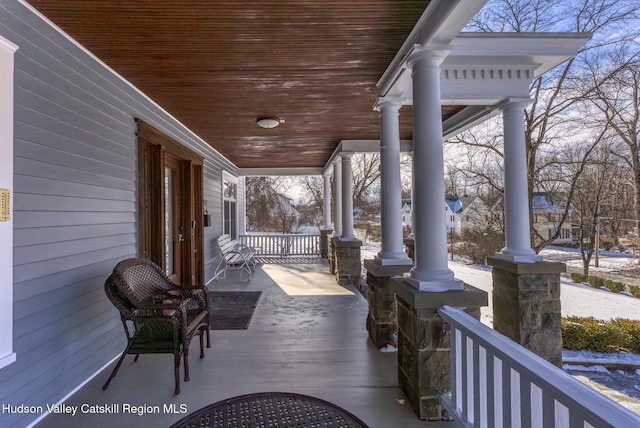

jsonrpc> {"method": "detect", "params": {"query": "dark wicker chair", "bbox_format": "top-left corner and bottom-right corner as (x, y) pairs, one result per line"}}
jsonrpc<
(102, 258), (211, 394)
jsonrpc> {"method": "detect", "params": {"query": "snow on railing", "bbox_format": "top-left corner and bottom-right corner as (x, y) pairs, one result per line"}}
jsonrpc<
(438, 306), (640, 428)
(239, 234), (320, 257)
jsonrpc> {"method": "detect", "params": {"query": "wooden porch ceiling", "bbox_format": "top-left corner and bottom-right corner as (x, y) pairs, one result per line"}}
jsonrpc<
(27, 0), (466, 170)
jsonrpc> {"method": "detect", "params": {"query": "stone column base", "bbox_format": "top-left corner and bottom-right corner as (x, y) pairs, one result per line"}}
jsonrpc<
(389, 278), (488, 421)
(488, 256), (565, 367)
(331, 237), (362, 287)
(320, 228), (333, 259)
(363, 260), (412, 349)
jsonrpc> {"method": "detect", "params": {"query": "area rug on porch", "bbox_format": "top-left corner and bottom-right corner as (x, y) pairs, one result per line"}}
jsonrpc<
(169, 392), (369, 428)
(207, 291), (262, 330)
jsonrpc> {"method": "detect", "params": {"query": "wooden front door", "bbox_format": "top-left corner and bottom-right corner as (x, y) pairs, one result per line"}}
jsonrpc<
(137, 119), (204, 287)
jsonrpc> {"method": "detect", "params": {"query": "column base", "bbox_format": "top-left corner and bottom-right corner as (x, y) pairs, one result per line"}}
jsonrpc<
(374, 255), (413, 266)
(389, 278), (488, 421)
(403, 273), (465, 292)
(488, 256), (565, 367)
(493, 251), (543, 264)
(364, 260), (412, 349)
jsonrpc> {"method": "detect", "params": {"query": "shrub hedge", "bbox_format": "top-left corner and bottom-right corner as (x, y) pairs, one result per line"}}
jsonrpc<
(604, 279), (625, 293)
(568, 273), (638, 297)
(562, 316), (640, 353)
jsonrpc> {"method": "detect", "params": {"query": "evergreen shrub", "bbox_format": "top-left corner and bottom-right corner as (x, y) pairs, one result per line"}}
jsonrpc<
(587, 276), (605, 289)
(562, 316), (640, 353)
(569, 272), (587, 283)
(603, 279), (625, 293)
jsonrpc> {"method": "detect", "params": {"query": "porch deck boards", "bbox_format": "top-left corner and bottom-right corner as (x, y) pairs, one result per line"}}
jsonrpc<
(36, 260), (449, 428)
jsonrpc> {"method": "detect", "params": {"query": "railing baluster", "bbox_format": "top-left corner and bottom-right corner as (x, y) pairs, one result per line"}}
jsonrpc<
(451, 327), (460, 413)
(473, 340), (481, 427)
(486, 348), (496, 428)
(530, 383), (543, 428)
(239, 234), (321, 257)
(439, 306), (637, 428)
(479, 345), (488, 428)
(461, 331), (469, 422)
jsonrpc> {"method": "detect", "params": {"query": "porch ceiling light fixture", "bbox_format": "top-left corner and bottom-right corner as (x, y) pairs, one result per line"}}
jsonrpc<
(256, 117), (284, 129)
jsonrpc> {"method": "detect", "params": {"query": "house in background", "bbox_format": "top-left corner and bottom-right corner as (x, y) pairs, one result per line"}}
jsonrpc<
(403, 196), (493, 235)
(532, 192), (574, 245)
(459, 196), (497, 233)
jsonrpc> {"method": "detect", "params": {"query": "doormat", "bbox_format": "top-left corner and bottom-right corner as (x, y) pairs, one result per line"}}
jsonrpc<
(169, 392), (369, 428)
(207, 291), (262, 330)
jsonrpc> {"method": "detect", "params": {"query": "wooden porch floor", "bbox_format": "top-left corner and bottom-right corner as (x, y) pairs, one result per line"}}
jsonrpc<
(36, 260), (449, 428)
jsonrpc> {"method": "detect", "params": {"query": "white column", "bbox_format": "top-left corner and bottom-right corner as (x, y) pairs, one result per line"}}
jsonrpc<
(322, 169), (332, 229)
(497, 100), (542, 263)
(375, 98), (412, 265)
(333, 158), (342, 237)
(405, 47), (463, 291)
(340, 152), (357, 240)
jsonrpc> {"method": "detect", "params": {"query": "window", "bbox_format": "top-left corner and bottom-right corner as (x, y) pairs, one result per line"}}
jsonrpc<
(223, 172), (238, 238)
(0, 36), (18, 369)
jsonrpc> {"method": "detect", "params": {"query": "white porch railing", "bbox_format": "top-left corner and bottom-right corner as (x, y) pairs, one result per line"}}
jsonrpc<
(439, 306), (640, 428)
(239, 234), (320, 257)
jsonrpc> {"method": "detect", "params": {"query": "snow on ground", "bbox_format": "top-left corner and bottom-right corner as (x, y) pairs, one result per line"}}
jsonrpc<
(360, 240), (640, 363)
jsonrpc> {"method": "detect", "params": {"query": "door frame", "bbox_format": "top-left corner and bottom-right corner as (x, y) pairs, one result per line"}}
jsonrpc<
(136, 119), (204, 287)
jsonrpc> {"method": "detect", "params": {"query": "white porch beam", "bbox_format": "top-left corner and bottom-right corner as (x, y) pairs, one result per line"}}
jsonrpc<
(238, 167), (324, 176)
(395, 32), (592, 102)
(378, 0), (488, 98)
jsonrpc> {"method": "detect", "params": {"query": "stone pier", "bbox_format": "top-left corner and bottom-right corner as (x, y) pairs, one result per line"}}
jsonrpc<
(363, 260), (412, 349)
(389, 279), (488, 420)
(331, 237), (362, 287)
(488, 256), (565, 367)
(320, 228), (333, 259)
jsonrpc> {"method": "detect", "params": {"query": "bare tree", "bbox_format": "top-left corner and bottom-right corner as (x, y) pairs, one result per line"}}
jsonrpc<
(245, 176), (300, 233)
(586, 59), (640, 245)
(449, 0), (639, 252)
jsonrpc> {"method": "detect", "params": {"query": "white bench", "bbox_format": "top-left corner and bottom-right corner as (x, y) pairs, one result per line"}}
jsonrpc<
(213, 234), (256, 280)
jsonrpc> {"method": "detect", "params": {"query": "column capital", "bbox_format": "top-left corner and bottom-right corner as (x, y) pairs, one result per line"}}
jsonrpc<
(373, 97), (405, 112)
(406, 44), (450, 69)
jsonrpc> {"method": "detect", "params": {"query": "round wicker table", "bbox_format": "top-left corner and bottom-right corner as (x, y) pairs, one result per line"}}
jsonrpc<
(169, 392), (369, 428)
